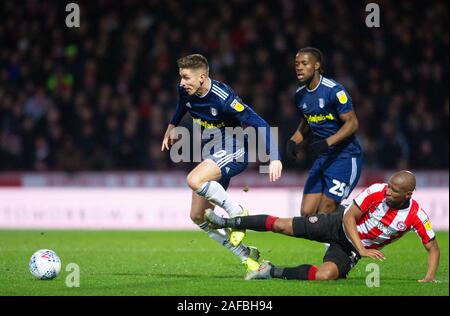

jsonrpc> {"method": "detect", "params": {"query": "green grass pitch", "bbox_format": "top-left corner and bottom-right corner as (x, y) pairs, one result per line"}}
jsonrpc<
(0, 230), (448, 296)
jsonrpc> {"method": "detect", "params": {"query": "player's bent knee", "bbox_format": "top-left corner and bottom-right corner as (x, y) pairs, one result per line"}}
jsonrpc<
(186, 172), (203, 191)
(315, 267), (339, 280)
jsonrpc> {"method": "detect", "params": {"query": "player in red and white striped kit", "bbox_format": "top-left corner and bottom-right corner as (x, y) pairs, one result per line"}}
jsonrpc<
(204, 170), (441, 281)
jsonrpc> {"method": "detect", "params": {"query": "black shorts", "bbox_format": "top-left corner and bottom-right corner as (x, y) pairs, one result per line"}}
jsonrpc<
(292, 205), (360, 278)
(323, 243), (360, 278)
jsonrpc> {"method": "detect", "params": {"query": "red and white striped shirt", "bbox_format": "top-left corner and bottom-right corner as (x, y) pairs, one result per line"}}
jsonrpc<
(345, 183), (435, 249)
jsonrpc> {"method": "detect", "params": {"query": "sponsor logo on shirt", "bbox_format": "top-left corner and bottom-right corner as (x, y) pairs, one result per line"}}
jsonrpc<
(304, 113), (335, 123)
(193, 118), (225, 129)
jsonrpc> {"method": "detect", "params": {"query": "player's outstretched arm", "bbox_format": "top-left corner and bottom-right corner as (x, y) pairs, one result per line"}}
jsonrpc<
(161, 124), (176, 151)
(164, 88), (187, 151)
(232, 104), (282, 180)
(343, 203), (386, 261)
(418, 239), (440, 283)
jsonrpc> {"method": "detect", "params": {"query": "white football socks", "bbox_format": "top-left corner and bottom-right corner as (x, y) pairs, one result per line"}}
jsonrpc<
(195, 181), (243, 217)
(198, 222), (248, 260)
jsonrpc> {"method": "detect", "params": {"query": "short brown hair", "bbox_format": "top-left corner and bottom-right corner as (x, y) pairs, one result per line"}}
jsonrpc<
(177, 54), (209, 72)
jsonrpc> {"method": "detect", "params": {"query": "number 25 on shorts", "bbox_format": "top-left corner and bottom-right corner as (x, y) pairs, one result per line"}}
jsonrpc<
(329, 179), (346, 197)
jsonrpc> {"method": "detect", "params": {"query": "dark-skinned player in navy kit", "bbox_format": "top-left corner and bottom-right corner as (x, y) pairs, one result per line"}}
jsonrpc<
(286, 47), (363, 216)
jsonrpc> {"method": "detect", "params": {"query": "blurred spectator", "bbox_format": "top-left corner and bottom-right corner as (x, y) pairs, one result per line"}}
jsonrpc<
(0, 0), (448, 171)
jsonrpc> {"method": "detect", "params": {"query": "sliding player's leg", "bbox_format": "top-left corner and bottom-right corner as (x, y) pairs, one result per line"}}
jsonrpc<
(246, 244), (360, 281)
(244, 260), (336, 281)
(204, 207), (344, 243)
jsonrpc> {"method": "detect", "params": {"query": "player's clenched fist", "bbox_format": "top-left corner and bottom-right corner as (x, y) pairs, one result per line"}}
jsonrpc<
(285, 140), (298, 162)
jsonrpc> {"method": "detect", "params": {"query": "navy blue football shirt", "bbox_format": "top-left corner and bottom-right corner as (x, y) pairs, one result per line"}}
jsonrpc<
(170, 79), (279, 160)
(294, 75), (361, 157)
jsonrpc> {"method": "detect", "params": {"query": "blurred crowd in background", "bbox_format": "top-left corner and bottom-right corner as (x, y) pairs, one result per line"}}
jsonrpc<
(0, 0), (448, 172)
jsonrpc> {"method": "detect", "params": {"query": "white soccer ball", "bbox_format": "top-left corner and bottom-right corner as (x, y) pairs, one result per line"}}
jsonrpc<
(29, 249), (61, 280)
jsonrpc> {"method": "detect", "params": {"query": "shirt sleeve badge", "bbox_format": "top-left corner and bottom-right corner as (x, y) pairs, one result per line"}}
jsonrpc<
(336, 90), (348, 104)
(230, 99), (245, 112)
(423, 219), (433, 231)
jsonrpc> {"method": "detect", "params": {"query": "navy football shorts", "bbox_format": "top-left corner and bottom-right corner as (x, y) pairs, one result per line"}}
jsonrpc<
(304, 154), (363, 202)
(205, 147), (248, 190)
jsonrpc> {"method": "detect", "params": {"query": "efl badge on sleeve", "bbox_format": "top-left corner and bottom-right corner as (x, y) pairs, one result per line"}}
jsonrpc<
(336, 90), (348, 104)
(230, 99), (245, 112)
(424, 219), (433, 231)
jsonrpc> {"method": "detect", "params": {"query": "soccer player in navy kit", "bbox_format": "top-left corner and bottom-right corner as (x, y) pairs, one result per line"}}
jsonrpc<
(286, 47), (363, 216)
(161, 54), (282, 271)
